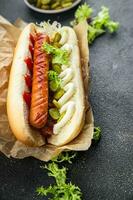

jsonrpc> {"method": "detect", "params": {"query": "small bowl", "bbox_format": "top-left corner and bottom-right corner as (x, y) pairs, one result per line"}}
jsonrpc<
(24, 0), (81, 14)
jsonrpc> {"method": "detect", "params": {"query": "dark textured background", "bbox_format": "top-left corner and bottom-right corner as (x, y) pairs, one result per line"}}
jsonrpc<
(0, 0), (133, 199)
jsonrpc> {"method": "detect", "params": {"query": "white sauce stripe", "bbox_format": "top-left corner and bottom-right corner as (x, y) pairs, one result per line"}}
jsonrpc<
(61, 64), (68, 70)
(53, 30), (77, 135)
(58, 83), (75, 106)
(61, 43), (73, 54)
(61, 44), (73, 70)
(59, 29), (68, 45)
(59, 68), (73, 87)
(53, 101), (75, 134)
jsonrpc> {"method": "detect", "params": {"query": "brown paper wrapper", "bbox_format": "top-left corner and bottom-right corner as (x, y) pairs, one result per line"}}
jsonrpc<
(0, 16), (94, 161)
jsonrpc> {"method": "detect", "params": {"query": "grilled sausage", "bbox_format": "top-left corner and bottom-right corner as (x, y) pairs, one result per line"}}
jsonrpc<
(30, 33), (49, 128)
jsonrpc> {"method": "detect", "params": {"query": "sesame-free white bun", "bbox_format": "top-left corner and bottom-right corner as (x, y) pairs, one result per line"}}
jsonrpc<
(7, 23), (45, 146)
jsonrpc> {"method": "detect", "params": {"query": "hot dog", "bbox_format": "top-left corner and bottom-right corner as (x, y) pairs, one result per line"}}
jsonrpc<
(7, 23), (85, 147)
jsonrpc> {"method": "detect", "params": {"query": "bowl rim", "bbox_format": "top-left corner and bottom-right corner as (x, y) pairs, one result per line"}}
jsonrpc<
(24, 0), (81, 14)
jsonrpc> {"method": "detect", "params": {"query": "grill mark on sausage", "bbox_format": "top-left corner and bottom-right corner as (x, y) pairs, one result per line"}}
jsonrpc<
(29, 33), (49, 128)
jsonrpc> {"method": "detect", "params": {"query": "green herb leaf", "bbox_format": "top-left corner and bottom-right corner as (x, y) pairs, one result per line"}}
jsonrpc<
(37, 162), (82, 200)
(93, 127), (102, 142)
(92, 6), (110, 29)
(92, 6), (119, 31)
(37, 183), (82, 200)
(52, 152), (77, 164)
(105, 20), (119, 33)
(88, 25), (105, 44)
(71, 3), (119, 44)
(45, 162), (67, 186)
(75, 3), (93, 23)
(88, 6), (119, 44)
(42, 43), (69, 65)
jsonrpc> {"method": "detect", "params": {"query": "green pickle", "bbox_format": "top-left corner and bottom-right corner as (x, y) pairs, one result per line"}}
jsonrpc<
(50, 80), (60, 92)
(53, 32), (62, 43)
(36, 0), (41, 7)
(52, 64), (62, 74)
(30, 0), (75, 10)
(41, 0), (51, 4)
(57, 112), (66, 122)
(53, 99), (60, 109)
(55, 6), (62, 10)
(63, 0), (73, 2)
(52, 42), (62, 48)
(54, 89), (65, 100)
(41, 5), (50, 9)
(49, 108), (60, 120)
(62, 2), (73, 8)
(51, 2), (60, 9)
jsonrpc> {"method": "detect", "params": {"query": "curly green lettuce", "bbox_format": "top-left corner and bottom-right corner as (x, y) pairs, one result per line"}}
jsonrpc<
(52, 152), (77, 163)
(75, 3), (93, 21)
(87, 25), (105, 44)
(93, 127), (102, 142)
(88, 6), (119, 44)
(92, 6), (119, 32)
(36, 162), (82, 200)
(37, 183), (82, 200)
(71, 3), (93, 26)
(71, 3), (119, 44)
(42, 43), (69, 65)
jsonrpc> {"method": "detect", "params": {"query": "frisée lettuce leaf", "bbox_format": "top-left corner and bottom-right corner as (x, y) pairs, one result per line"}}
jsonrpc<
(36, 152), (82, 200)
(71, 3), (119, 44)
(42, 43), (69, 65)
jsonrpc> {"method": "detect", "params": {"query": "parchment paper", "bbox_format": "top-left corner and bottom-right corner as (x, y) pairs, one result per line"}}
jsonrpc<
(0, 16), (94, 161)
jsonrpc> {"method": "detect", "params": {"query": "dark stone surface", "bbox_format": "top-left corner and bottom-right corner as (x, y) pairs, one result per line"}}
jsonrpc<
(0, 0), (133, 199)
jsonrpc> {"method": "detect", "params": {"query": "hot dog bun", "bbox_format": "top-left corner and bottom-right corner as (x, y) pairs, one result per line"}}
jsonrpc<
(7, 23), (45, 146)
(7, 23), (85, 147)
(48, 27), (85, 146)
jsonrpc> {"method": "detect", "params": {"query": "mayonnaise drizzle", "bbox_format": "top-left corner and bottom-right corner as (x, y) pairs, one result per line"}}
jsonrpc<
(61, 44), (73, 70)
(61, 43), (73, 53)
(53, 101), (75, 134)
(58, 83), (75, 106)
(59, 68), (73, 87)
(53, 32), (77, 135)
(59, 29), (68, 45)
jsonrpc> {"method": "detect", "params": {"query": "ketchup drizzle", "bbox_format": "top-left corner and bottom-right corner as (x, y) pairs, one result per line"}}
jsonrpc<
(30, 34), (35, 45)
(24, 57), (33, 73)
(23, 92), (31, 108)
(24, 74), (32, 90)
(29, 44), (34, 56)
(23, 34), (34, 106)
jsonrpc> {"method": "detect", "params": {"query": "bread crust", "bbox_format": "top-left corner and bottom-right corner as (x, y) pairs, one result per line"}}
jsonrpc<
(7, 23), (45, 146)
